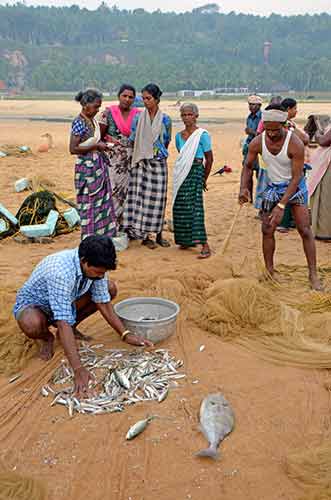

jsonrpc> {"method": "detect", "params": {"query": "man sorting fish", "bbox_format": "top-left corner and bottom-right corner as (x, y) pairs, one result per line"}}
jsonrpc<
(13, 235), (152, 396)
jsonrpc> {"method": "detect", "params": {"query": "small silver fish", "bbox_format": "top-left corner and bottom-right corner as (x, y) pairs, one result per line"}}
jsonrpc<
(196, 393), (235, 460)
(9, 373), (22, 384)
(158, 387), (169, 403)
(115, 369), (131, 390)
(126, 416), (153, 440)
(40, 386), (49, 397)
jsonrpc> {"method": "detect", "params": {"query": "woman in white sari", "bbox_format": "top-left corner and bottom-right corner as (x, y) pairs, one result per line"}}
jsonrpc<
(172, 103), (213, 259)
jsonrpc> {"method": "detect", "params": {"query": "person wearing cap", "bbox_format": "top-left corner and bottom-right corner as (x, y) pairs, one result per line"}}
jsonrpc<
(242, 95), (263, 201)
(239, 104), (322, 291)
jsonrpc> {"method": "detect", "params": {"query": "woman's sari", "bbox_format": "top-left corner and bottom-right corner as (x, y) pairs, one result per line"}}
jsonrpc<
(72, 115), (116, 239)
(172, 128), (208, 246)
(308, 139), (331, 240)
(99, 106), (140, 227)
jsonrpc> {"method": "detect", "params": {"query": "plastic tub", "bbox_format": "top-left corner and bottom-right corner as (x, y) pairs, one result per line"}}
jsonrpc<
(114, 297), (180, 344)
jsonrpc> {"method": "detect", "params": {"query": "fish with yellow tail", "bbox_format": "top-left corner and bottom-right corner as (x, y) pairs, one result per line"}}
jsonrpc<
(196, 393), (235, 460)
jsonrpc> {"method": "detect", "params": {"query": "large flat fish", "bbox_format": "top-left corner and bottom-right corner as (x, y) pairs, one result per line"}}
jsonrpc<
(196, 393), (235, 460)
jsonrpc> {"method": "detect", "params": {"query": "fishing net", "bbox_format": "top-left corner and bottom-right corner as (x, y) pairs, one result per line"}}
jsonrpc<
(0, 287), (37, 375)
(0, 470), (46, 500)
(286, 441), (331, 500)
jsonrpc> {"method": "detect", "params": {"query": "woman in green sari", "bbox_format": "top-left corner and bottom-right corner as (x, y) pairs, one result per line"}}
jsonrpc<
(172, 103), (213, 259)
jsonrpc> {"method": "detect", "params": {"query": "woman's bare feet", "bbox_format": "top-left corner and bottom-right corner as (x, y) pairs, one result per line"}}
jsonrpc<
(39, 333), (54, 361)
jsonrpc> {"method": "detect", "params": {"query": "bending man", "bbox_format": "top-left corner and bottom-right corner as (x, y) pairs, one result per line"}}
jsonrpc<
(239, 105), (321, 290)
(13, 235), (152, 395)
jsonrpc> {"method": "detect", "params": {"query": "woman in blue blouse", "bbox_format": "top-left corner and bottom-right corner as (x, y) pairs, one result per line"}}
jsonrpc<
(122, 83), (172, 249)
(172, 103), (213, 258)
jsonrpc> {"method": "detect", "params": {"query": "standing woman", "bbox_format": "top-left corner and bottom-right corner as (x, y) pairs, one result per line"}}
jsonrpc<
(70, 89), (116, 239)
(123, 83), (172, 249)
(99, 84), (140, 227)
(308, 127), (331, 241)
(172, 103), (213, 259)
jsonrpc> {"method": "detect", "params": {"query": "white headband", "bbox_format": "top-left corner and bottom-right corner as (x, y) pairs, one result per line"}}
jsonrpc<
(262, 110), (288, 123)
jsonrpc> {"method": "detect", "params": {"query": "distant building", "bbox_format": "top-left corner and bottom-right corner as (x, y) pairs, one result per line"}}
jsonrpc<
(177, 89), (215, 97)
(177, 87), (249, 97)
(214, 87), (249, 95)
(263, 41), (272, 65)
(0, 80), (8, 96)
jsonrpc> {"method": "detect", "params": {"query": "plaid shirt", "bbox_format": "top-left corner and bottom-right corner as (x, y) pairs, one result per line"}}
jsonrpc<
(13, 248), (110, 325)
(262, 177), (308, 213)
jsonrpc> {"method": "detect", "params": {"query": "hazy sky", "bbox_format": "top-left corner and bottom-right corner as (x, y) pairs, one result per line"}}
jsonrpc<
(1, 0), (331, 16)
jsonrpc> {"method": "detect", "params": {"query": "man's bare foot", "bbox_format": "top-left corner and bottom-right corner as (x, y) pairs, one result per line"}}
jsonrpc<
(39, 334), (54, 361)
(259, 268), (280, 284)
(74, 329), (93, 341)
(309, 274), (323, 291)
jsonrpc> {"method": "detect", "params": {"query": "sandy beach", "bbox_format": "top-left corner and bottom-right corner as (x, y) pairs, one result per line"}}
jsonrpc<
(0, 99), (330, 500)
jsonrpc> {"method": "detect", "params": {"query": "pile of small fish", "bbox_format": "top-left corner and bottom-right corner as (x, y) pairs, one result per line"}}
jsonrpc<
(41, 345), (185, 417)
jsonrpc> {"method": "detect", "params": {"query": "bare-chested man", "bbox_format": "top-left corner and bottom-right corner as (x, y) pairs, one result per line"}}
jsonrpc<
(239, 105), (321, 290)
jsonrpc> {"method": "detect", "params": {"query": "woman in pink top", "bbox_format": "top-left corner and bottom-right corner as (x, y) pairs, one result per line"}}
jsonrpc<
(99, 84), (140, 228)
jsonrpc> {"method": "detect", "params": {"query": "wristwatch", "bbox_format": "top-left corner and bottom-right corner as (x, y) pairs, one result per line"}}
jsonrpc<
(277, 202), (285, 210)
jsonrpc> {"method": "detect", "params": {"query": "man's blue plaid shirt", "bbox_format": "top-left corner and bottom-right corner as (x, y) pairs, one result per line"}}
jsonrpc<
(13, 248), (110, 325)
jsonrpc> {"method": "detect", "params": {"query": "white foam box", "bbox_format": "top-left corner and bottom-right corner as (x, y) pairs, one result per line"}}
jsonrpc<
(20, 210), (59, 238)
(0, 217), (9, 234)
(15, 178), (30, 192)
(20, 223), (51, 238)
(63, 207), (80, 228)
(0, 203), (18, 226)
(45, 210), (59, 234)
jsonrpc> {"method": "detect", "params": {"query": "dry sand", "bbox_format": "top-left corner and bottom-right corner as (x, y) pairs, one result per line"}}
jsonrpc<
(0, 100), (330, 500)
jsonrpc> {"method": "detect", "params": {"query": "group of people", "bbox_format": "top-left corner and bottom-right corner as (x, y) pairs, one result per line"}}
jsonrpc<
(13, 89), (330, 396)
(240, 93), (331, 291)
(70, 83), (213, 259)
(12, 84), (214, 395)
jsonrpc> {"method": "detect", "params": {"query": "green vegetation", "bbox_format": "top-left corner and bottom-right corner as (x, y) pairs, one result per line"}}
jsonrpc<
(0, 3), (331, 92)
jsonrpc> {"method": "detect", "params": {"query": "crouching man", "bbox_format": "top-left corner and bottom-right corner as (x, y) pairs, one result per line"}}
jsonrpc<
(13, 235), (152, 395)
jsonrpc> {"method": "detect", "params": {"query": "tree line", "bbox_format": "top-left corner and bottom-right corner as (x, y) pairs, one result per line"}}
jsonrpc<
(0, 3), (330, 92)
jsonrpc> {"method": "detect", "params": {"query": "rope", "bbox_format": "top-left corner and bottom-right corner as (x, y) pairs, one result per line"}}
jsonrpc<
(218, 204), (242, 256)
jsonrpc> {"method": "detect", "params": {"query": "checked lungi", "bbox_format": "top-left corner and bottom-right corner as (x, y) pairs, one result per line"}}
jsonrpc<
(261, 177), (308, 213)
(75, 152), (116, 239)
(122, 158), (168, 239)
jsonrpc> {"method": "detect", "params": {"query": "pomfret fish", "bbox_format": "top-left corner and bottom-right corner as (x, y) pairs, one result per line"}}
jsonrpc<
(196, 393), (234, 460)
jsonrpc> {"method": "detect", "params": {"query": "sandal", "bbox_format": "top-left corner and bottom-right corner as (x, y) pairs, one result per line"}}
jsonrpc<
(156, 238), (171, 248)
(197, 249), (211, 259)
(142, 238), (157, 250)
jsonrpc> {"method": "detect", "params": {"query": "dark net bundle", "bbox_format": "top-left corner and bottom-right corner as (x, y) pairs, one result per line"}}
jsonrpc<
(15, 190), (75, 236)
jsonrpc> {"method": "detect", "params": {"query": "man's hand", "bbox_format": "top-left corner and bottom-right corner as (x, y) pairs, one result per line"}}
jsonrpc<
(125, 333), (153, 347)
(245, 127), (256, 136)
(269, 205), (285, 228)
(74, 366), (95, 398)
(239, 188), (251, 205)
